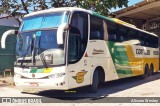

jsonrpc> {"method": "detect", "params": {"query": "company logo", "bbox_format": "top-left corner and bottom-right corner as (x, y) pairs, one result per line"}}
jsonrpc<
(92, 49), (104, 55)
(32, 73), (35, 78)
(136, 49), (150, 55)
(72, 71), (87, 84)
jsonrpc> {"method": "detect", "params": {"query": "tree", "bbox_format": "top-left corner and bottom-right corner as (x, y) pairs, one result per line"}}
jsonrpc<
(0, 0), (128, 25)
(73, 0), (128, 16)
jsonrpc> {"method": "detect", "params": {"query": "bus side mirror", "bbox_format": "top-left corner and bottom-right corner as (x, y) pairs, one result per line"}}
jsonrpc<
(57, 23), (68, 45)
(1, 30), (18, 49)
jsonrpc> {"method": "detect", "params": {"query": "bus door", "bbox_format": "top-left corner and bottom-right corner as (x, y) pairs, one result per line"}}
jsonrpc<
(67, 11), (90, 88)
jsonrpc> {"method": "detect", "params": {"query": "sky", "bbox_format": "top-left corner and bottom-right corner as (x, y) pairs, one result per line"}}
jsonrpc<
(111, 0), (144, 12)
(128, 0), (143, 6)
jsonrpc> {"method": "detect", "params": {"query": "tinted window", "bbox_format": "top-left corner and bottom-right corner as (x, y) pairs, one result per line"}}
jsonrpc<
(69, 11), (88, 63)
(129, 29), (135, 39)
(128, 29), (158, 48)
(107, 21), (118, 42)
(147, 34), (158, 48)
(71, 12), (88, 41)
(117, 25), (129, 42)
(90, 15), (104, 40)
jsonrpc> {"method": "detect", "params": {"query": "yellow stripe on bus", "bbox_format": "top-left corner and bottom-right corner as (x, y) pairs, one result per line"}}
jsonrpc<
(43, 68), (53, 73)
(125, 45), (159, 76)
(112, 18), (136, 28)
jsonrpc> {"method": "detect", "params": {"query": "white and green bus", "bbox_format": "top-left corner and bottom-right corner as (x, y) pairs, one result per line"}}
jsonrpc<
(1, 7), (159, 92)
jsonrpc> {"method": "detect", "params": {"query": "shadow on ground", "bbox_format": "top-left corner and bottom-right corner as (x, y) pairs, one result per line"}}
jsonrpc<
(22, 72), (160, 101)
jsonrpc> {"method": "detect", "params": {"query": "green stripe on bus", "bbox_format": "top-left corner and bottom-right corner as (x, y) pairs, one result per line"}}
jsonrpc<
(30, 69), (37, 73)
(117, 69), (133, 74)
(92, 12), (114, 22)
(107, 41), (132, 78)
(36, 69), (44, 73)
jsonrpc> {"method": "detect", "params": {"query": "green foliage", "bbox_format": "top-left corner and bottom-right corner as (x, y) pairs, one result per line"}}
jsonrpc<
(74, 0), (128, 16)
(0, 0), (128, 16)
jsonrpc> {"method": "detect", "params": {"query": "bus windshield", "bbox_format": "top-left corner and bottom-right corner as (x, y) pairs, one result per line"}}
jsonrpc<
(20, 11), (68, 31)
(16, 11), (69, 67)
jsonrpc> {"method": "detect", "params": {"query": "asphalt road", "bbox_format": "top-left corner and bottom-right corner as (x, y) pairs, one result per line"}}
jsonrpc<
(1, 72), (160, 104)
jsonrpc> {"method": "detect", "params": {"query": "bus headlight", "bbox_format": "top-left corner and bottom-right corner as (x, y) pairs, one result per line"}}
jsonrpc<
(14, 73), (22, 78)
(48, 73), (65, 79)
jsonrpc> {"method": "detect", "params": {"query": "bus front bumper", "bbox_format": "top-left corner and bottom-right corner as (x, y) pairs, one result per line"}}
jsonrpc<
(14, 77), (69, 90)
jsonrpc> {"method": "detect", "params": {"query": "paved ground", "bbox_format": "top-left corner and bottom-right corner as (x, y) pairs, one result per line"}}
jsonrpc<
(0, 72), (160, 105)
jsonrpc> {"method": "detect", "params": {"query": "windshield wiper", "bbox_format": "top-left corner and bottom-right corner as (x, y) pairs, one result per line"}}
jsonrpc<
(20, 34), (35, 67)
(36, 36), (48, 68)
(40, 53), (48, 68)
(19, 31), (51, 68)
(20, 42), (32, 67)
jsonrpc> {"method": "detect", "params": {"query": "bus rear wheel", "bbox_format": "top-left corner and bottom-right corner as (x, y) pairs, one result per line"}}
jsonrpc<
(149, 64), (154, 76)
(90, 70), (99, 93)
(142, 64), (149, 78)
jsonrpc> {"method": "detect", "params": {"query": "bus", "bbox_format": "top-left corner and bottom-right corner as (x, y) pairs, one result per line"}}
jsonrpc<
(1, 7), (159, 93)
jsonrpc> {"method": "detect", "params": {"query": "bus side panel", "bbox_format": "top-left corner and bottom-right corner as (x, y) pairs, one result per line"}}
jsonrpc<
(67, 54), (91, 89)
(88, 40), (119, 82)
(107, 41), (133, 78)
(107, 41), (159, 78)
(130, 46), (159, 73)
(125, 45), (144, 76)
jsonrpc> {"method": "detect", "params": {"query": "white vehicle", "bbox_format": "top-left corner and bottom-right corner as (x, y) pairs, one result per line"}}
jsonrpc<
(1, 7), (159, 92)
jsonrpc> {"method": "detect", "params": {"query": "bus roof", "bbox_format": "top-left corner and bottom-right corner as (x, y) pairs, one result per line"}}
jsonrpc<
(24, 7), (92, 18)
(24, 7), (157, 37)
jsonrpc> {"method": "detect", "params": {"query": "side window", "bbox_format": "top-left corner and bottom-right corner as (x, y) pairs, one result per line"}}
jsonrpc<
(71, 11), (88, 41)
(128, 29), (140, 45)
(117, 25), (128, 42)
(90, 15), (104, 40)
(146, 34), (158, 48)
(144, 34), (149, 47)
(137, 32), (158, 48)
(138, 32), (145, 46)
(69, 11), (88, 63)
(128, 29), (136, 40)
(151, 36), (158, 48)
(68, 33), (81, 63)
(107, 21), (118, 42)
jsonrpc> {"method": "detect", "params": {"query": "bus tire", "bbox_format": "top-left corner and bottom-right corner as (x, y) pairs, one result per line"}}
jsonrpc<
(142, 64), (149, 78)
(149, 64), (154, 76)
(90, 70), (99, 93)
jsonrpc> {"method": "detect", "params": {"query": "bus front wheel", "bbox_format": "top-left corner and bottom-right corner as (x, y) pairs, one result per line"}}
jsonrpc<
(90, 70), (99, 93)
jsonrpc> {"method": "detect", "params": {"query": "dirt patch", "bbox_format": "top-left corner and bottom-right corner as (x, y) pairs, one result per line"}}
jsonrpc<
(0, 77), (15, 87)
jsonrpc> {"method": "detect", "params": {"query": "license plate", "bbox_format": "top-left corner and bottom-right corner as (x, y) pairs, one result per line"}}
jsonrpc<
(29, 82), (39, 86)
